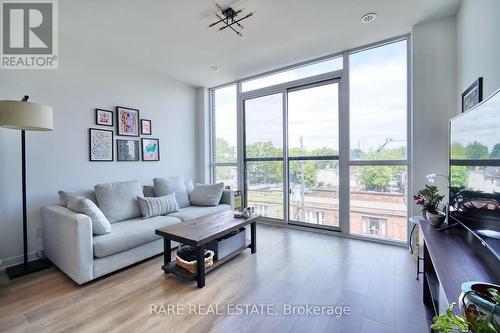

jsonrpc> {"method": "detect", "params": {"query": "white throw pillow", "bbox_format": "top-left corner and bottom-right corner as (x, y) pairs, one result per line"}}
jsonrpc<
(67, 196), (111, 235)
(137, 194), (179, 218)
(189, 182), (225, 207)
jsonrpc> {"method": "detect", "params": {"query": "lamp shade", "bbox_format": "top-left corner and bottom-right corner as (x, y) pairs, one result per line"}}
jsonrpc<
(0, 100), (53, 131)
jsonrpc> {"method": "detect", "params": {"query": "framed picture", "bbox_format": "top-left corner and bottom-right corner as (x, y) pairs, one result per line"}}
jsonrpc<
(141, 119), (152, 135)
(89, 128), (113, 161)
(462, 78), (483, 113)
(117, 139), (140, 161)
(116, 106), (140, 137)
(95, 109), (113, 127)
(141, 138), (160, 161)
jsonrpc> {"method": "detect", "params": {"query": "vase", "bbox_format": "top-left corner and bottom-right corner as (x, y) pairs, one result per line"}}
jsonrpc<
(425, 211), (446, 227)
(459, 282), (500, 331)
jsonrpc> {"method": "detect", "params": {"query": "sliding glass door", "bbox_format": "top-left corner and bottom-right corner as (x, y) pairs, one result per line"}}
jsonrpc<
(287, 82), (340, 228)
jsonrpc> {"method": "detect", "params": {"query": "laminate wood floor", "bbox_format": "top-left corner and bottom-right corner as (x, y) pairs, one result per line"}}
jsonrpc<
(0, 225), (427, 333)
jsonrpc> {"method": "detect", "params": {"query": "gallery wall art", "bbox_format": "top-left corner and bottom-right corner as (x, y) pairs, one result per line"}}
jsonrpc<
(141, 138), (160, 161)
(89, 128), (114, 161)
(116, 106), (140, 136)
(96, 109), (113, 127)
(117, 139), (140, 161)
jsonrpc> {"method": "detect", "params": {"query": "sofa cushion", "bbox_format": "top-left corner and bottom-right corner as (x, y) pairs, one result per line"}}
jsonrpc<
(67, 196), (111, 235)
(153, 176), (190, 208)
(143, 185), (155, 197)
(93, 215), (181, 257)
(137, 194), (179, 218)
(94, 180), (143, 223)
(58, 190), (97, 206)
(167, 204), (231, 222)
(189, 182), (225, 207)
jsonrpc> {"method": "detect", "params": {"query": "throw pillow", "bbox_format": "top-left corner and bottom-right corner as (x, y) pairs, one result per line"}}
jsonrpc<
(94, 180), (143, 223)
(153, 176), (190, 208)
(189, 182), (225, 207)
(185, 179), (194, 195)
(58, 190), (97, 206)
(137, 194), (179, 218)
(67, 196), (111, 235)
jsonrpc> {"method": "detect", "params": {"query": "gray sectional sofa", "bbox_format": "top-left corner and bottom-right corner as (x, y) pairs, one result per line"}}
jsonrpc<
(41, 180), (233, 285)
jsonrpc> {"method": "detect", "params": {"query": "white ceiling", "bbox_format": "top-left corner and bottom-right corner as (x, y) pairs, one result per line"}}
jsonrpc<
(61, 0), (461, 88)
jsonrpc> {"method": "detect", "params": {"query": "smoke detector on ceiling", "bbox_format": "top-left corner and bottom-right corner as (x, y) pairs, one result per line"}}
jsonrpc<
(361, 13), (377, 24)
(210, 66), (222, 72)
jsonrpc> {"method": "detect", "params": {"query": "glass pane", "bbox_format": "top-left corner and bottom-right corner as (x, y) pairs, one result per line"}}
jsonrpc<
(245, 94), (283, 158)
(349, 40), (407, 160)
(289, 160), (339, 227)
(215, 166), (238, 190)
(288, 83), (339, 156)
(451, 165), (500, 193)
(242, 57), (343, 92)
(247, 161), (283, 219)
(214, 85), (237, 163)
(350, 166), (408, 242)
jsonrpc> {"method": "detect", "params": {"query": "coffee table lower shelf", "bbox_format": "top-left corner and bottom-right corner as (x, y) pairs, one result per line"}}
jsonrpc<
(162, 240), (251, 281)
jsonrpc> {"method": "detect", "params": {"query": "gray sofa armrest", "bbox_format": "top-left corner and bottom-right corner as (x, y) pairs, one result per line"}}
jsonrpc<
(42, 205), (94, 284)
(219, 190), (234, 210)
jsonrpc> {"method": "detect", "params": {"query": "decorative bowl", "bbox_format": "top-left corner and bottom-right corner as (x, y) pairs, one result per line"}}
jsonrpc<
(425, 211), (446, 227)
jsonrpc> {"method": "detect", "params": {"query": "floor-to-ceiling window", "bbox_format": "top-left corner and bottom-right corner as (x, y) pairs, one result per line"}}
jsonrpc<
(348, 40), (409, 242)
(210, 84), (238, 189)
(210, 36), (409, 244)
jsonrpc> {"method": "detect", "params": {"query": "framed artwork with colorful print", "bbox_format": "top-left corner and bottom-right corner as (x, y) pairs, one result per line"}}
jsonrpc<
(89, 128), (113, 161)
(141, 119), (152, 135)
(116, 106), (140, 137)
(95, 109), (113, 127)
(141, 138), (160, 161)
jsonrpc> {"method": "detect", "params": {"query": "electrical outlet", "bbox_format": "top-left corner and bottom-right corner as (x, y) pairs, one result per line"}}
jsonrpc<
(35, 227), (42, 238)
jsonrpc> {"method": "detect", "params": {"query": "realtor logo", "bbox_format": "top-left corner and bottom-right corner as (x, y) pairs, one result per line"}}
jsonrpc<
(1, 0), (58, 69)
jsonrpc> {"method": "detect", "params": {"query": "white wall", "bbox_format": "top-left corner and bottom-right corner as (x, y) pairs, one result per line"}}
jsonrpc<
(412, 16), (458, 214)
(0, 38), (198, 269)
(457, 0), (500, 99)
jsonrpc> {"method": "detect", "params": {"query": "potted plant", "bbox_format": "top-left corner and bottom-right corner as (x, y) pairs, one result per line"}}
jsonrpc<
(414, 185), (446, 227)
(431, 283), (500, 333)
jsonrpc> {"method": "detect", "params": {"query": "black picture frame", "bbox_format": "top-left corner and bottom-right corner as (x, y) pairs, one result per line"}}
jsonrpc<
(141, 138), (160, 161)
(95, 109), (113, 127)
(117, 139), (140, 161)
(462, 77), (483, 113)
(141, 119), (152, 135)
(116, 106), (140, 137)
(89, 128), (114, 162)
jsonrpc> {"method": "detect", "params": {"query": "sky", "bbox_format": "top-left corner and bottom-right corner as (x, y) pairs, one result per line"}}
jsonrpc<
(213, 40), (408, 158)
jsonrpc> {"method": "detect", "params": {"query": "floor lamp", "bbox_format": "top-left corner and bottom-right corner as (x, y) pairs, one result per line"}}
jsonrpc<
(0, 96), (53, 278)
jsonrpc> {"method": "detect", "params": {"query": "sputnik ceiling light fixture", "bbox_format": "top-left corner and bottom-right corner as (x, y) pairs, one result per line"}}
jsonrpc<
(208, 2), (254, 38)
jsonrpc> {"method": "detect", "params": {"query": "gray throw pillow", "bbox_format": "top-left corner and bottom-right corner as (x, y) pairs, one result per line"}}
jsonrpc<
(189, 182), (225, 207)
(94, 180), (143, 223)
(143, 185), (155, 197)
(185, 179), (194, 195)
(153, 176), (190, 208)
(58, 190), (97, 206)
(137, 194), (179, 218)
(67, 196), (111, 235)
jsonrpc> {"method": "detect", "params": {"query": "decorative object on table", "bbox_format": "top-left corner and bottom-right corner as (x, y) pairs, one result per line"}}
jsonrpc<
(89, 128), (114, 161)
(234, 206), (254, 219)
(116, 106), (140, 136)
(459, 282), (500, 332)
(0, 96), (53, 278)
(233, 190), (242, 210)
(140, 119), (151, 135)
(432, 282), (499, 333)
(208, 2), (255, 38)
(141, 138), (160, 161)
(116, 139), (139, 161)
(462, 77), (483, 113)
(95, 109), (113, 127)
(414, 185), (446, 227)
(175, 245), (214, 274)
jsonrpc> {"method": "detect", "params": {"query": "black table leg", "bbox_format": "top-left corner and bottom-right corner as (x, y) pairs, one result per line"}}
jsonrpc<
(250, 222), (256, 254)
(196, 245), (205, 288)
(163, 238), (171, 271)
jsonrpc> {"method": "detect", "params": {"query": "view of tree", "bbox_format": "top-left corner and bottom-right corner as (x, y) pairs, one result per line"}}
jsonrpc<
(465, 141), (489, 159)
(491, 143), (500, 159)
(450, 166), (468, 188)
(216, 137), (236, 162)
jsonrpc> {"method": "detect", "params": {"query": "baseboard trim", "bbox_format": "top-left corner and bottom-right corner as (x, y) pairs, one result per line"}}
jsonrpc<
(256, 219), (406, 248)
(0, 251), (41, 271)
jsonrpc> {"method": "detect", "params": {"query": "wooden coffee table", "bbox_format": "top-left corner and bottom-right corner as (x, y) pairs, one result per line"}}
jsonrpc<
(155, 210), (258, 288)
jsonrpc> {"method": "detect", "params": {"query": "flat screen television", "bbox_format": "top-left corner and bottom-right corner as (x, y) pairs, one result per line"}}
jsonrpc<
(449, 88), (500, 259)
